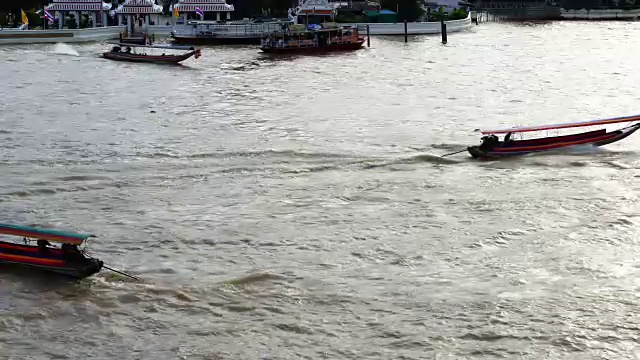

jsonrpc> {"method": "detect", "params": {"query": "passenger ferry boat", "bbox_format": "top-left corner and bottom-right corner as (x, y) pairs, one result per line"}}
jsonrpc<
(170, 19), (291, 45)
(259, 23), (365, 54)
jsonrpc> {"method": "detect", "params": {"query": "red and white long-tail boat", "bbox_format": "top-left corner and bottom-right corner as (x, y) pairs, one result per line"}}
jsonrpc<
(0, 223), (103, 279)
(467, 113), (640, 159)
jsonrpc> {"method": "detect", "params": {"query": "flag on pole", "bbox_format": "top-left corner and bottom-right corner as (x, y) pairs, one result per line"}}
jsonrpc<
(173, 6), (179, 18)
(44, 9), (55, 22)
(195, 7), (204, 18)
(21, 9), (29, 25)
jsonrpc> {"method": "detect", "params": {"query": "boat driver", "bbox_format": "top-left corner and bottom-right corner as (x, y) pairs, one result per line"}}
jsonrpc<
(479, 134), (500, 151)
(37, 239), (52, 254)
(61, 243), (84, 263)
(504, 132), (513, 142)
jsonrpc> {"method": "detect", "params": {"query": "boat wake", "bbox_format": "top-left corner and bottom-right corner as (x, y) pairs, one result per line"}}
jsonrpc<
(549, 144), (601, 155)
(223, 272), (284, 286)
(392, 153), (462, 165)
(220, 62), (260, 71)
(52, 43), (79, 57)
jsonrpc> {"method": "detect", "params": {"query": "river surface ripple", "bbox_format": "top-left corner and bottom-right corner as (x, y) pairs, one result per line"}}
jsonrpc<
(1, 21), (640, 359)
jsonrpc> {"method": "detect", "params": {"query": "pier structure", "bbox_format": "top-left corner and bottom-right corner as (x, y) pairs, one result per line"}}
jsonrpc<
(173, 0), (235, 22)
(114, 0), (163, 33)
(45, 0), (112, 29)
(291, 0), (336, 25)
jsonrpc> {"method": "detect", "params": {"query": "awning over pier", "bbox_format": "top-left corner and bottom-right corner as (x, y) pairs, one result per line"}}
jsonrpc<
(115, 0), (163, 14)
(46, 0), (112, 11)
(174, 0), (235, 12)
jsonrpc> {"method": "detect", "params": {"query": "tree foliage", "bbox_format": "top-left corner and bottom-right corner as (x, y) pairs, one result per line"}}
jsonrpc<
(3, 0), (46, 12)
(1, 1), (45, 27)
(379, 0), (423, 22)
(448, 7), (468, 20)
(228, 0), (294, 19)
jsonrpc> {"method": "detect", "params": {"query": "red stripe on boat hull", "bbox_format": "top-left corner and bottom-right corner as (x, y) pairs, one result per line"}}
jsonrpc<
(493, 132), (618, 153)
(0, 253), (66, 266)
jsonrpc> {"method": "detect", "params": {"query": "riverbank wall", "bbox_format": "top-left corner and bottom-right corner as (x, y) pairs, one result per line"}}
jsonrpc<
(560, 8), (640, 19)
(0, 26), (125, 45)
(338, 14), (472, 35)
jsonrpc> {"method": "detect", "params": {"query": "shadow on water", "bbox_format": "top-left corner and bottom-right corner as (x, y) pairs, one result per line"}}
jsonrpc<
(375, 34), (441, 43)
(94, 55), (204, 70)
(505, 20), (555, 27)
(416, 142), (640, 167)
(0, 264), (85, 289)
(254, 49), (365, 62)
(472, 146), (640, 169)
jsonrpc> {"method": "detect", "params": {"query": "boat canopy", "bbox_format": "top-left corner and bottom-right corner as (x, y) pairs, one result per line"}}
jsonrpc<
(0, 223), (95, 245)
(478, 114), (640, 135)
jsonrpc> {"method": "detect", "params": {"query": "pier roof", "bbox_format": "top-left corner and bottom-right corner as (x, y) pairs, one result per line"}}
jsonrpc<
(174, 0), (235, 12)
(296, 0), (335, 14)
(115, 0), (163, 14)
(46, 0), (112, 11)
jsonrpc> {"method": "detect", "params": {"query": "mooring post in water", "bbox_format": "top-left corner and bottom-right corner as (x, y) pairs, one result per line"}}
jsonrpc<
(404, 20), (408, 43)
(366, 25), (370, 47)
(441, 20), (447, 44)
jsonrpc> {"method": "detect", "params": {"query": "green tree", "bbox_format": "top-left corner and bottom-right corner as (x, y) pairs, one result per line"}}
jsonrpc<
(229, 0), (293, 18)
(380, 0), (423, 22)
(430, 5), (447, 21)
(3, 0), (47, 12)
(448, 8), (468, 20)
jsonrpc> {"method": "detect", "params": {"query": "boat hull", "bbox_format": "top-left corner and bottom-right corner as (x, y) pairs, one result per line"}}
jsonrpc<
(0, 241), (103, 279)
(102, 50), (198, 64)
(468, 123), (640, 159)
(260, 40), (365, 54)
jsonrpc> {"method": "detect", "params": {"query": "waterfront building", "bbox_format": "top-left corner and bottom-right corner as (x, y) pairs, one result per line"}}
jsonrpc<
(291, 0), (336, 24)
(45, 0), (112, 29)
(173, 0), (235, 22)
(114, 0), (163, 32)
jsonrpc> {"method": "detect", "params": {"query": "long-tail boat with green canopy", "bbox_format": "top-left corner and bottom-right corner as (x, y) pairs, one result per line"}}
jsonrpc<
(0, 223), (103, 279)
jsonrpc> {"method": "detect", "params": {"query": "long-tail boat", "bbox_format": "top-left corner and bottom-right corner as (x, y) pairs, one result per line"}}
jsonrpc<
(0, 223), (103, 279)
(467, 114), (640, 159)
(102, 42), (202, 64)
